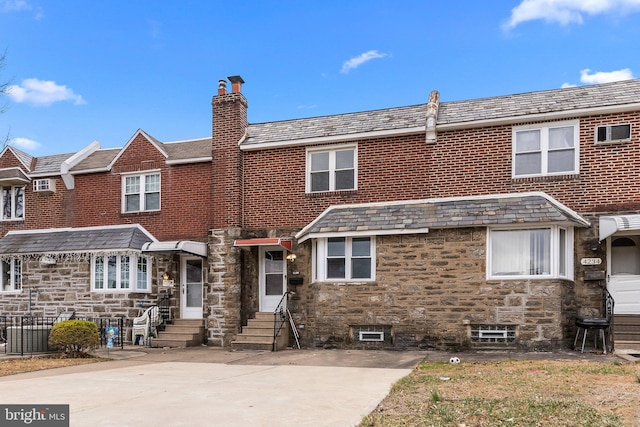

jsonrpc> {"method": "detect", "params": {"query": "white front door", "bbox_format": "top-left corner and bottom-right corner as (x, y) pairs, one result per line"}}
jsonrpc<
(260, 247), (287, 312)
(608, 235), (640, 315)
(181, 257), (203, 319)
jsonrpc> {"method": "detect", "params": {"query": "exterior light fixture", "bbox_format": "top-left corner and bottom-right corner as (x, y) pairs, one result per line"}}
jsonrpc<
(286, 253), (297, 262)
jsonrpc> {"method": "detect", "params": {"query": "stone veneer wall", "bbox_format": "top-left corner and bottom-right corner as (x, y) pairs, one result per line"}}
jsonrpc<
(2, 258), (160, 320)
(206, 228), (242, 346)
(304, 229), (573, 351)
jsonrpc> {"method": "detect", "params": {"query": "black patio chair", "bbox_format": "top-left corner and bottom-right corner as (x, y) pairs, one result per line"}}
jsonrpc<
(573, 288), (614, 354)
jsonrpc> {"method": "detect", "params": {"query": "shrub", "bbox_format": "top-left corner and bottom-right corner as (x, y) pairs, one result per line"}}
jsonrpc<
(48, 320), (100, 357)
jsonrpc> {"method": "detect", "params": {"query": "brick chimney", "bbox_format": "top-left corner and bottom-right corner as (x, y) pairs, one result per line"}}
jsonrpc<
(212, 76), (248, 228)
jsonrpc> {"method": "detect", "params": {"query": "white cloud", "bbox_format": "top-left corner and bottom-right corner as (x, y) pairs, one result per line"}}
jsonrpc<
(6, 78), (86, 106)
(580, 68), (635, 83)
(504, 0), (640, 29)
(10, 137), (41, 151)
(340, 50), (388, 74)
(561, 82), (577, 88)
(0, 0), (31, 13)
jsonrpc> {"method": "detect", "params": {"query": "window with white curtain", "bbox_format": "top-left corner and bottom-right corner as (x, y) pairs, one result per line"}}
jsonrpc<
(513, 121), (579, 177)
(488, 226), (572, 279)
(92, 254), (151, 291)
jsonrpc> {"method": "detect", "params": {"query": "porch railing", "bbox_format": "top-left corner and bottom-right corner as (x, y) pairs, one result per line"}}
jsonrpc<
(272, 291), (301, 351)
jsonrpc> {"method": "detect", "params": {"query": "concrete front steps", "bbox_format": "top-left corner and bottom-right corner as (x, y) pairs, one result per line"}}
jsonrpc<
(151, 319), (205, 348)
(614, 315), (640, 352)
(231, 312), (288, 351)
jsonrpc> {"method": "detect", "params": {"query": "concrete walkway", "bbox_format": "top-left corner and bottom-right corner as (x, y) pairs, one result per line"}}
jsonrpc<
(0, 346), (629, 427)
(0, 347), (426, 427)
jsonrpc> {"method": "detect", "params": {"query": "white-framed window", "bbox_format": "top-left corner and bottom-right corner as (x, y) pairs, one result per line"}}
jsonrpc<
(596, 124), (631, 143)
(512, 121), (579, 177)
(92, 254), (151, 291)
(488, 226), (573, 279)
(1, 258), (21, 292)
(1, 186), (24, 220)
(122, 172), (160, 213)
(33, 179), (54, 192)
(313, 236), (375, 281)
(306, 145), (356, 193)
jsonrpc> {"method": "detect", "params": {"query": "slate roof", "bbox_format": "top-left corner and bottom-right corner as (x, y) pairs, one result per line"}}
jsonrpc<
(31, 153), (77, 175)
(0, 225), (156, 255)
(296, 192), (590, 242)
(243, 79), (640, 147)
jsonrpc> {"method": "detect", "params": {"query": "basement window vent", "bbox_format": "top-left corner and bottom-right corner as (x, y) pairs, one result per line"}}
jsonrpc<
(351, 325), (392, 345)
(33, 179), (55, 193)
(471, 324), (516, 344)
(359, 331), (384, 342)
(596, 124), (631, 144)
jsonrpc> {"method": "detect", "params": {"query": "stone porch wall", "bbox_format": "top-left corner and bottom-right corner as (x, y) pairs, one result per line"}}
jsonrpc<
(298, 229), (574, 351)
(1, 259), (161, 322)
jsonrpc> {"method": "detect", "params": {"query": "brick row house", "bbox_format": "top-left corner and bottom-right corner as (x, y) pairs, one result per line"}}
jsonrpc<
(1, 76), (639, 351)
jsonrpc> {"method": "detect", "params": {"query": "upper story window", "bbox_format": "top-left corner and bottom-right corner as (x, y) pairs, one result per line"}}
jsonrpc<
(313, 236), (375, 281)
(596, 124), (631, 144)
(92, 254), (150, 292)
(1, 186), (24, 221)
(1, 258), (21, 292)
(123, 172), (160, 213)
(488, 226), (572, 279)
(513, 121), (579, 178)
(306, 145), (356, 193)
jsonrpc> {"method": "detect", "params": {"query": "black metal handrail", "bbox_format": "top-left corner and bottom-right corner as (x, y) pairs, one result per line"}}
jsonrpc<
(271, 291), (301, 351)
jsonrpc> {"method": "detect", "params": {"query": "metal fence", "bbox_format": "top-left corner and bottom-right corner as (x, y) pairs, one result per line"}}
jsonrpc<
(0, 315), (130, 356)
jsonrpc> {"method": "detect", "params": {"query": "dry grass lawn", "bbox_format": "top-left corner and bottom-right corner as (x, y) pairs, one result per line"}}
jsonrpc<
(361, 359), (640, 427)
(0, 355), (103, 377)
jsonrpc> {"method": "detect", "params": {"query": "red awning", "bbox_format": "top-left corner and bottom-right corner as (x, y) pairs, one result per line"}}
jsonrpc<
(233, 238), (292, 251)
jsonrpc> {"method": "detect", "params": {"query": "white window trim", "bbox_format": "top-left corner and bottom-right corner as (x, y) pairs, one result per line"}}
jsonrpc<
(121, 170), (161, 213)
(91, 254), (152, 292)
(512, 120), (580, 178)
(1, 185), (25, 221)
(305, 144), (357, 193)
(312, 236), (375, 282)
(486, 225), (574, 280)
(0, 258), (21, 293)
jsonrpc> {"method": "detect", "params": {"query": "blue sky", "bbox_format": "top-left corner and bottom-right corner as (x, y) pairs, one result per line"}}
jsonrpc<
(1, 0), (640, 156)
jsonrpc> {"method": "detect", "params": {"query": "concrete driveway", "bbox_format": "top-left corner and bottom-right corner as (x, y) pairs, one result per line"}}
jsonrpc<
(0, 348), (426, 427)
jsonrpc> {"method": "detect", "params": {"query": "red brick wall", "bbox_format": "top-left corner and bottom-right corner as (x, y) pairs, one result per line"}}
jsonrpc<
(240, 111), (640, 229)
(212, 92), (247, 228)
(73, 133), (212, 241)
(0, 152), (71, 236)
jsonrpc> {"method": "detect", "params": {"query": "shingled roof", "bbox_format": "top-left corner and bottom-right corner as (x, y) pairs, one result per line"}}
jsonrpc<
(295, 192), (589, 242)
(242, 79), (640, 148)
(0, 224), (156, 256)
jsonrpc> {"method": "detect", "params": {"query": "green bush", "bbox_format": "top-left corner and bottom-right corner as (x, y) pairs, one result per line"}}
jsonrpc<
(48, 320), (100, 357)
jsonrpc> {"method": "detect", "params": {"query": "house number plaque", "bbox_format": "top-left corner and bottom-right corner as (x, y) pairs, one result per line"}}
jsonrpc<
(580, 258), (602, 265)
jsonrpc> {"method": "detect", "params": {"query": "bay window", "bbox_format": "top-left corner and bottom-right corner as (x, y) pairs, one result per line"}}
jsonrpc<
(92, 254), (150, 291)
(488, 226), (572, 279)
